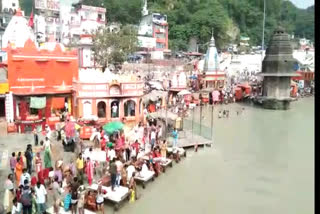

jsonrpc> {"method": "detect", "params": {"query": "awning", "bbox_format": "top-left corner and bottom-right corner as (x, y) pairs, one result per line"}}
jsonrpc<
(51, 97), (65, 109)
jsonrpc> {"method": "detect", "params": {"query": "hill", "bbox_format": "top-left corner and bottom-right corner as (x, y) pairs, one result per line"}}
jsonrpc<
(20, 0), (314, 51)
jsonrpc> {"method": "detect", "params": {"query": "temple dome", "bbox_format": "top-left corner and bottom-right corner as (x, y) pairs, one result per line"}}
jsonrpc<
(203, 36), (220, 72)
(2, 9), (34, 49)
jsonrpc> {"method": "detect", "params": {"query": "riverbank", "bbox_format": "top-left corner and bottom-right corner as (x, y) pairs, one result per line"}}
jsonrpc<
(0, 97), (314, 213)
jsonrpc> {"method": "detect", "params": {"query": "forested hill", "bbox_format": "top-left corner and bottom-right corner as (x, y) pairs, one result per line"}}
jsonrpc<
(20, 0), (314, 51)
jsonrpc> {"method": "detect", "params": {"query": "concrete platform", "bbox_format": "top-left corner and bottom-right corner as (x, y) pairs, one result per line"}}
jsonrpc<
(167, 131), (213, 149)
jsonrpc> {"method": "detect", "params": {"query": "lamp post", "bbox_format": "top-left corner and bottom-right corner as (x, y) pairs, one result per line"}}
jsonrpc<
(261, 0), (266, 54)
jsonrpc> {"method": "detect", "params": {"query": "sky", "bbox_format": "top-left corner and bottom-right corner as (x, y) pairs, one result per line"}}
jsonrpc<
(289, 0), (314, 8)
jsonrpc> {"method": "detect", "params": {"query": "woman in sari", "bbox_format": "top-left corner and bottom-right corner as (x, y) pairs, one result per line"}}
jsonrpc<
(85, 158), (94, 185)
(43, 137), (52, 169)
(44, 149), (52, 169)
(3, 174), (14, 213)
(160, 140), (167, 158)
(15, 157), (23, 185)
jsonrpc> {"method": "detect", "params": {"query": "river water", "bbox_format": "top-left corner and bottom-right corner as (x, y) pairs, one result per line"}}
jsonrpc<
(116, 98), (314, 214)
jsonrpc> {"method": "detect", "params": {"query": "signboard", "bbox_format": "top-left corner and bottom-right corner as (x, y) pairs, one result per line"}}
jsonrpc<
(35, 0), (60, 11)
(110, 86), (121, 95)
(0, 83), (9, 94)
(81, 5), (106, 13)
(138, 36), (156, 48)
(78, 91), (108, 98)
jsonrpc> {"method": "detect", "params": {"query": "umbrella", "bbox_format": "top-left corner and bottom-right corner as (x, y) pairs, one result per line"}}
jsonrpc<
(61, 122), (81, 138)
(178, 90), (191, 96)
(212, 90), (220, 102)
(103, 121), (124, 134)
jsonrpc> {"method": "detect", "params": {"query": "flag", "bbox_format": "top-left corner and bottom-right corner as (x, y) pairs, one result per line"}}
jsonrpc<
(28, 9), (34, 28)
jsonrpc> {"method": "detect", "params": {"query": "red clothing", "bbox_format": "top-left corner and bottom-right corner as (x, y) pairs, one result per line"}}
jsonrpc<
(31, 176), (37, 186)
(132, 142), (140, 154)
(38, 168), (50, 184)
(153, 151), (161, 158)
(101, 139), (106, 151)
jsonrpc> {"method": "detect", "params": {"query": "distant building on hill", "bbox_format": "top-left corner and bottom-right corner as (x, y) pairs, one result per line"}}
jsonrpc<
(137, 0), (170, 59)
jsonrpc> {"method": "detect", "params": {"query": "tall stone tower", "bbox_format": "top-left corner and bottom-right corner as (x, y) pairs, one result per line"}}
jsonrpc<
(257, 26), (299, 110)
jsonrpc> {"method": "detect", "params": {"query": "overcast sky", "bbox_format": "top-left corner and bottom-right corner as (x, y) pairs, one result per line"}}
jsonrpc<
(289, 0), (314, 8)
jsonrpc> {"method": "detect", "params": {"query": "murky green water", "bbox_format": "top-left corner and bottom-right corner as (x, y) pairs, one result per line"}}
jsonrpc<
(115, 98), (314, 214)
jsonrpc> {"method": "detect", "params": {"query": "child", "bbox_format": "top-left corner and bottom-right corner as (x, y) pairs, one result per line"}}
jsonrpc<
(11, 198), (20, 214)
(35, 152), (42, 174)
(77, 193), (85, 214)
(129, 172), (137, 202)
(63, 187), (72, 212)
(10, 152), (17, 175)
(96, 185), (104, 214)
(31, 189), (37, 214)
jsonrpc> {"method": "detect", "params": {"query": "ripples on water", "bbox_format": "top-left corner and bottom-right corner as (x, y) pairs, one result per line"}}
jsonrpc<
(116, 98), (314, 214)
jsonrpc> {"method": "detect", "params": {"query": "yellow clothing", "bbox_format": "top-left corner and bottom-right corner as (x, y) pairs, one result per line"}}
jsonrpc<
(76, 158), (84, 169)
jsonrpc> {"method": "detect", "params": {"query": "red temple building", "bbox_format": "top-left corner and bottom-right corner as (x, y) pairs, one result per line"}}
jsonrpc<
(7, 39), (78, 132)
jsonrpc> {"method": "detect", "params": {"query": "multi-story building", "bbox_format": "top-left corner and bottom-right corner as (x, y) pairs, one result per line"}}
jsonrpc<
(138, 0), (169, 59)
(59, 3), (106, 69)
(61, 3), (106, 45)
(34, 0), (61, 43)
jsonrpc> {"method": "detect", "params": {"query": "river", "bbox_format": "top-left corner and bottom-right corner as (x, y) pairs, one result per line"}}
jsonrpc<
(116, 97), (314, 214)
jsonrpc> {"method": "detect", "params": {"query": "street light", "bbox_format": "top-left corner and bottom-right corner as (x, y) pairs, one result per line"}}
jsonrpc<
(261, 0), (266, 52)
(261, 0), (266, 66)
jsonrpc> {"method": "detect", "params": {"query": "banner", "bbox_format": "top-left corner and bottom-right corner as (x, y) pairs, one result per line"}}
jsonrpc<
(30, 97), (46, 109)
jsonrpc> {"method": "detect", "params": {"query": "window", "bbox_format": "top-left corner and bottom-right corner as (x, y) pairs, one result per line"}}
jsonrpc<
(98, 14), (103, 21)
(111, 100), (119, 118)
(124, 100), (136, 117)
(156, 43), (165, 49)
(97, 101), (106, 118)
(156, 33), (165, 38)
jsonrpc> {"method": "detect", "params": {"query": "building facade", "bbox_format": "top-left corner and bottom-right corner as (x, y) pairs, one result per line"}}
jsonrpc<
(7, 39), (78, 132)
(138, 1), (169, 58)
(73, 69), (144, 123)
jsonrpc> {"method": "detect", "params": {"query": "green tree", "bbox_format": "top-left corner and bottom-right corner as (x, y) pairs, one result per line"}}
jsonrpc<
(92, 25), (138, 71)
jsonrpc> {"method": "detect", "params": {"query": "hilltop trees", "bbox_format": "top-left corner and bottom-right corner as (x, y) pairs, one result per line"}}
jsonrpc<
(92, 25), (138, 71)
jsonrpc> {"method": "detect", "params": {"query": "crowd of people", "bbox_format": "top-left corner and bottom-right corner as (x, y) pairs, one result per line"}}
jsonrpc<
(3, 117), (182, 214)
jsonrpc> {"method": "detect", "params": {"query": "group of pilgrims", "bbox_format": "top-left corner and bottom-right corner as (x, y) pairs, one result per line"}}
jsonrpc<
(3, 117), (183, 214)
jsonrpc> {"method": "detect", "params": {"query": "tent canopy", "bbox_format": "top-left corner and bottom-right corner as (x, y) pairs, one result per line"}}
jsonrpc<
(143, 90), (167, 103)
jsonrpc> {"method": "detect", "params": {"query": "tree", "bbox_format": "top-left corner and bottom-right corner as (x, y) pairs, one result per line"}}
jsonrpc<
(92, 25), (138, 71)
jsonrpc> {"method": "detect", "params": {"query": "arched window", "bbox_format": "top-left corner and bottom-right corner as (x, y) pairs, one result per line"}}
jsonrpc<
(97, 101), (106, 118)
(124, 100), (136, 117)
(111, 100), (119, 118)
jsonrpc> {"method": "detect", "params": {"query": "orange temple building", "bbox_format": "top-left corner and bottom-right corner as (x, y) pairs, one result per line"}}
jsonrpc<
(7, 39), (78, 132)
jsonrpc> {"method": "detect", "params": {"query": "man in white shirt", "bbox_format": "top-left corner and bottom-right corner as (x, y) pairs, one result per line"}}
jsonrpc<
(43, 137), (51, 152)
(126, 164), (136, 184)
(108, 147), (116, 162)
(112, 103), (118, 118)
(115, 158), (123, 187)
(45, 125), (51, 139)
(150, 129), (156, 149)
(157, 125), (162, 140)
(20, 169), (31, 187)
(35, 182), (47, 213)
